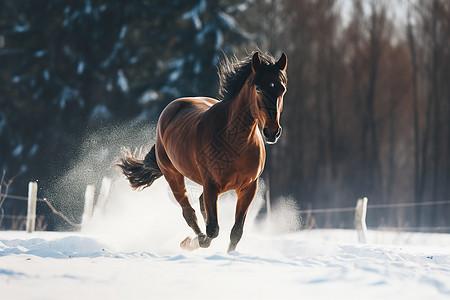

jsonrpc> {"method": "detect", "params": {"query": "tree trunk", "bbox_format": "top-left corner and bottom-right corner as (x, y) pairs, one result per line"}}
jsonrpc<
(430, 0), (440, 228)
(407, 2), (422, 227)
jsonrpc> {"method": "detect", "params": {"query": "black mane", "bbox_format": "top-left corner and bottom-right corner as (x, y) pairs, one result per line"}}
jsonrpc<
(217, 52), (287, 102)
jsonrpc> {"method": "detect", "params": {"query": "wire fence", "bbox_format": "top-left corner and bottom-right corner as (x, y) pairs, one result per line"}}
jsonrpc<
(301, 200), (450, 214)
(375, 226), (450, 232)
(0, 192), (80, 228)
(2, 190), (450, 233)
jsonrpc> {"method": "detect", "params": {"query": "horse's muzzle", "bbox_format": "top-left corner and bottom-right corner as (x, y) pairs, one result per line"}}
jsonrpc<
(263, 127), (282, 144)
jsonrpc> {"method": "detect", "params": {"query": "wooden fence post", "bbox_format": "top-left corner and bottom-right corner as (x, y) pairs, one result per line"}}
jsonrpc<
(82, 184), (95, 227)
(26, 181), (38, 233)
(94, 177), (111, 214)
(354, 197), (368, 243)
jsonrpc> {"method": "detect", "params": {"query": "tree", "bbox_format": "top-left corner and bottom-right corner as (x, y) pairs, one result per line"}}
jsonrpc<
(0, 0), (252, 229)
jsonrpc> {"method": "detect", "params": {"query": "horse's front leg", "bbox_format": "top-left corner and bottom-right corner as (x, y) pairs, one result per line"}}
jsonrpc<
(203, 181), (220, 240)
(180, 182), (219, 250)
(228, 181), (257, 252)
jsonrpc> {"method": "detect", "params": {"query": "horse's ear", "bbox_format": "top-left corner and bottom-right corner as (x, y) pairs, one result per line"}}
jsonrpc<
(276, 53), (287, 71)
(252, 52), (261, 72)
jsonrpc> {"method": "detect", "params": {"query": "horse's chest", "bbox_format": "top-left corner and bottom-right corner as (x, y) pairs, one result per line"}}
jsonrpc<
(198, 134), (264, 188)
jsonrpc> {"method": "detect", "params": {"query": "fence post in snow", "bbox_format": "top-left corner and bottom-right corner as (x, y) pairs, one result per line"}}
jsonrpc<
(93, 177), (111, 214)
(82, 184), (95, 227)
(26, 181), (38, 233)
(354, 197), (368, 243)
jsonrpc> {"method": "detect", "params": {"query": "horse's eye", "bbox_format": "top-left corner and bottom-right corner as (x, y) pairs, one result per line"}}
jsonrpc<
(256, 87), (261, 94)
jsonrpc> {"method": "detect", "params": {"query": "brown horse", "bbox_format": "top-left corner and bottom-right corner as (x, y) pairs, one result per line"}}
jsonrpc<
(118, 51), (287, 252)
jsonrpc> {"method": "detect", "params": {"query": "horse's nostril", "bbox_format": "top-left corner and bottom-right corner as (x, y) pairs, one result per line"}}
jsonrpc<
(275, 127), (282, 138)
(263, 127), (281, 143)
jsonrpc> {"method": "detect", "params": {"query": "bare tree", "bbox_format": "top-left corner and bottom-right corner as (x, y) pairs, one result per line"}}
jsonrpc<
(406, 0), (422, 225)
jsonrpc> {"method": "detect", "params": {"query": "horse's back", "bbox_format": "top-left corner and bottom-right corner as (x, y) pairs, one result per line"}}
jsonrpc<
(158, 97), (217, 133)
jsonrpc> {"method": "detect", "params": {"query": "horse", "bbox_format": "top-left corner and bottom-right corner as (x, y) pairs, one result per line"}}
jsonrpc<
(118, 51), (287, 252)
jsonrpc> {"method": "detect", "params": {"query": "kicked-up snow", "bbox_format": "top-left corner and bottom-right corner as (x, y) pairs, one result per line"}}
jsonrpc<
(1, 179), (450, 299)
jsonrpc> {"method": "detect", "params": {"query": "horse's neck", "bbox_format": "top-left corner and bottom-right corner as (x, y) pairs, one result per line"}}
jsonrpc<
(224, 88), (259, 142)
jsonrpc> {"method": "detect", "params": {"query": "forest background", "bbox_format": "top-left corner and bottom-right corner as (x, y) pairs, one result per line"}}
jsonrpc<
(1, 0), (449, 231)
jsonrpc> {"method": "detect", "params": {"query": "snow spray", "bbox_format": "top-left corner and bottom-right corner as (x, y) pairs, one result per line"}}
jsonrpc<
(52, 121), (301, 254)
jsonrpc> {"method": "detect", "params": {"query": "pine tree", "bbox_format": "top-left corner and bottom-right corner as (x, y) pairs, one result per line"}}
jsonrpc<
(0, 0), (252, 228)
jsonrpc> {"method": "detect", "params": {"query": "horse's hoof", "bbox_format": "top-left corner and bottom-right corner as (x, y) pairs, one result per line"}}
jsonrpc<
(227, 245), (237, 253)
(198, 233), (211, 248)
(180, 236), (193, 251)
(206, 223), (219, 239)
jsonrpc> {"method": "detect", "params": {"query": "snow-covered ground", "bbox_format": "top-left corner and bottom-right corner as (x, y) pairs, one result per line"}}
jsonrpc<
(2, 229), (450, 300)
(1, 179), (450, 299)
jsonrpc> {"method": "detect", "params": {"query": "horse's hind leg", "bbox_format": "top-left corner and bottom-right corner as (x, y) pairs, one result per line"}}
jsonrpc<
(165, 172), (211, 250)
(228, 181), (257, 252)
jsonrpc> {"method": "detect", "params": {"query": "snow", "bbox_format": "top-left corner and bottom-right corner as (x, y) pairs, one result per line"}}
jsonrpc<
(138, 89), (159, 105)
(12, 76), (22, 83)
(11, 144), (23, 157)
(117, 70), (129, 93)
(77, 61), (85, 74)
(168, 58), (185, 83)
(33, 50), (48, 58)
(168, 69), (181, 82)
(13, 24), (30, 33)
(217, 12), (237, 29)
(183, 0), (207, 30)
(28, 144), (39, 157)
(1, 230), (450, 299)
(118, 26), (127, 40)
(0, 113), (6, 134)
(43, 69), (50, 81)
(1, 179), (450, 299)
(84, 0), (92, 15)
(57, 86), (83, 109)
(90, 105), (112, 120)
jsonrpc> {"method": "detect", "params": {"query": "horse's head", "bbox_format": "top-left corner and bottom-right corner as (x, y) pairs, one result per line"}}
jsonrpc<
(250, 52), (287, 144)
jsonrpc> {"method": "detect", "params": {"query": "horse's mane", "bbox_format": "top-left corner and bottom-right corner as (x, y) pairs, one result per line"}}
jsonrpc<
(217, 52), (287, 102)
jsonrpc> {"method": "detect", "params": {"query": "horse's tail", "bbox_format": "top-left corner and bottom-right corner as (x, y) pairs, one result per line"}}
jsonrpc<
(117, 145), (163, 190)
